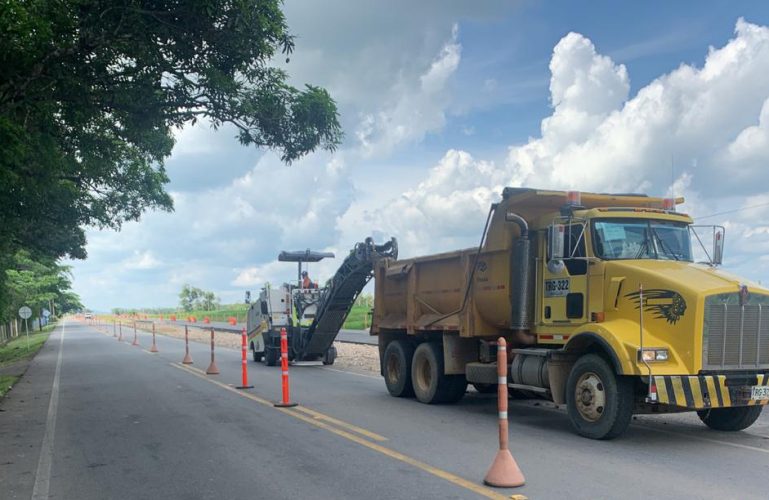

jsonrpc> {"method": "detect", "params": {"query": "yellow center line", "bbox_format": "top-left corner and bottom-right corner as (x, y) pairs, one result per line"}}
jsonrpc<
(292, 405), (387, 442)
(169, 362), (508, 499)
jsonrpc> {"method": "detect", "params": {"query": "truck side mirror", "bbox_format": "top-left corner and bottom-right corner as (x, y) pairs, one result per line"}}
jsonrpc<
(713, 227), (724, 266)
(549, 224), (566, 260)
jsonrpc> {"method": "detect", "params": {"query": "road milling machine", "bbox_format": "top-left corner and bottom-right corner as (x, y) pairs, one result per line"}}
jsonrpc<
(246, 239), (397, 366)
(371, 188), (769, 439)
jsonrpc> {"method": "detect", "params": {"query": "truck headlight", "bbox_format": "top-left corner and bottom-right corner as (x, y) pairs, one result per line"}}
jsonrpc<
(639, 348), (669, 362)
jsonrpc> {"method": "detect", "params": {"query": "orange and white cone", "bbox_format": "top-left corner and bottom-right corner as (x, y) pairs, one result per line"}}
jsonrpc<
(483, 337), (525, 488)
(182, 325), (193, 365)
(206, 328), (219, 375)
(149, 323), (159, 353)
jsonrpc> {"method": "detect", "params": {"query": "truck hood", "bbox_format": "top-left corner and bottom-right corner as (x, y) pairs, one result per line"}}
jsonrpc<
(604, 260), (769, 297)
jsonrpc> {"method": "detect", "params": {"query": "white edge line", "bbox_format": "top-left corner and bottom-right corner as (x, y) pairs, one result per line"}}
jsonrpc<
(31, 320), (65, 499)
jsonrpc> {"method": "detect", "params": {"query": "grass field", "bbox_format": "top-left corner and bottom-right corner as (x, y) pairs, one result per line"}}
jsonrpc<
(0, 324), (54, 399)
(0, 375), (18, 398)
(126, 300), (372, 329)
(343, 303), (373, 330)
(0, 327), (53, 365)
(161, 308), (249, 323)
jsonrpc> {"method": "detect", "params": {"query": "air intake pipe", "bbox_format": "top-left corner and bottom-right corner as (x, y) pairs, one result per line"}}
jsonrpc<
(506, 212), (536, 345)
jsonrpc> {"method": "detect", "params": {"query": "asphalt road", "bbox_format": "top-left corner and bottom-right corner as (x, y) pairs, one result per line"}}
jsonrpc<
(2, 321), (769, 499)
(160, 318), (377, 345)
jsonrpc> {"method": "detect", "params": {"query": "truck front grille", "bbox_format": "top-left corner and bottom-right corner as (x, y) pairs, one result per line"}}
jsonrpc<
(704, 295), (769, 370)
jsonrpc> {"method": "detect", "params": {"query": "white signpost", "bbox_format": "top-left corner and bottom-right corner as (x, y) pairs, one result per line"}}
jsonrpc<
(18, 306), (32, 350)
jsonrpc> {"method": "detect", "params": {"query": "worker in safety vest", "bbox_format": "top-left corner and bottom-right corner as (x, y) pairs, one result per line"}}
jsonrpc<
(301, 270), (313, 289)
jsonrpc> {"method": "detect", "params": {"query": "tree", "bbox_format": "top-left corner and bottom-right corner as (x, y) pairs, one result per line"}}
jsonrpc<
(178, 284), (219, 311)
(178, 284), (200, 312)
(4, 250), (82, 323)
(0, 1), (342, 318)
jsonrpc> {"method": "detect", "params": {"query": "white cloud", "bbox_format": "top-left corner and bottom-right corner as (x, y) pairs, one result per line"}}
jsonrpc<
(360, 19), (769, 279)
(121, 250), (162, 271)
(356, 24), (462, 157)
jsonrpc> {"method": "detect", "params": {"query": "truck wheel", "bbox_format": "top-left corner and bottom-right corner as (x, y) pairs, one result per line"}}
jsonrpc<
(411, 342), (467, 404)
(566, 354), (633, 440)
(252, 348), (263, 362)
(697, 406), (763, 431)
(263, 346), (278, 367)
(383, 340), (415, 397)
(322, 346), (337, 366)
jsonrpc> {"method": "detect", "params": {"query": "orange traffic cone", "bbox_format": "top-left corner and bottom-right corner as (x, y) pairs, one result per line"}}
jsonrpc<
(483, 337), (525, 488)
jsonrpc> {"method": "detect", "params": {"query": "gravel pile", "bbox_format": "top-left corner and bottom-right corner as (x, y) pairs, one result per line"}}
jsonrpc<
(333, 342), (379, 374)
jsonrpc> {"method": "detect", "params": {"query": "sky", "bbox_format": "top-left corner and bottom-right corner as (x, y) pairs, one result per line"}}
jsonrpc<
(70, 0), (769, 311)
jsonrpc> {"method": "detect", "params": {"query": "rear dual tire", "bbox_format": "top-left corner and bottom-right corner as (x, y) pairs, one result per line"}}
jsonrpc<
(411, 342), (467, 404)
(383, 340), (466, 403)
(383, 340), (414, 397)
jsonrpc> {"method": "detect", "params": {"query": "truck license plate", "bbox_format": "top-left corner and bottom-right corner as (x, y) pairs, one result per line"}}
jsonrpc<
(750, 386), (769, 401)
(544, 279), (570, 297)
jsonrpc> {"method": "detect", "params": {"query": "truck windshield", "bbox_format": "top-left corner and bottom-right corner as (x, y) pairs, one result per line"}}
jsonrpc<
(593, 219), (692, 261)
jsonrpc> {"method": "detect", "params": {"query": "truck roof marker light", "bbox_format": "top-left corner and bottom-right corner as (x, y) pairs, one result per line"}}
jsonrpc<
(662, 198), (676, 210)
(566, 191), (581, 206)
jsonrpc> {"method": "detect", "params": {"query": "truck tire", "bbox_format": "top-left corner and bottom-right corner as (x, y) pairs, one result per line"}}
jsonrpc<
(322, 346), (337, 366)
(383, 340), (415, 397)
(252, 348), (263, 362)
(565, 354), (633, 440)
(263, 346), (278, 367)
(697, 406), (763, 431)
(411, 342), (467, 404)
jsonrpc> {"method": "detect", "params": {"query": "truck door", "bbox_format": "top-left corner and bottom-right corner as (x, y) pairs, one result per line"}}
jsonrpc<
(542, 222), (588, 325)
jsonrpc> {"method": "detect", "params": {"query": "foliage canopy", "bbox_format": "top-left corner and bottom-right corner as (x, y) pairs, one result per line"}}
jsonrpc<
(0, 0), (341, 319)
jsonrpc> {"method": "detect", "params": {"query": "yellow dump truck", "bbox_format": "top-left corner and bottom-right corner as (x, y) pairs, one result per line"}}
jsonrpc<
(372, 188), (769, 439)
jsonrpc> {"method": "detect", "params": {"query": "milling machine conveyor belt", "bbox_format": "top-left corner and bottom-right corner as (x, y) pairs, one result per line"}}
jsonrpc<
(297, 238), (397, 359)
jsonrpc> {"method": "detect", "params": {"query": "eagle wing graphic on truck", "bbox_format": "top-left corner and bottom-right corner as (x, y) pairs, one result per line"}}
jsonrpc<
(625, 289), (687, 324)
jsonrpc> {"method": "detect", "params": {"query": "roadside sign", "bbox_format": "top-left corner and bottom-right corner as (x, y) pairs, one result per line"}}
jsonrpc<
(42, 309), (51, 318)
(18, 306), (32, 351)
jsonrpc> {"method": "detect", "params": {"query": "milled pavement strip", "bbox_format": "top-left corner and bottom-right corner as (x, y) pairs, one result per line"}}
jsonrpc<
(170, 362), (509, 500)
(321, 366), (380, 379)
(31, 321), (66, 500)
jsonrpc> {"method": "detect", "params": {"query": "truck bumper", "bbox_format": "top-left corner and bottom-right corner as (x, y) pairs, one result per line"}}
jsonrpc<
(652, 374), (769, 409)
